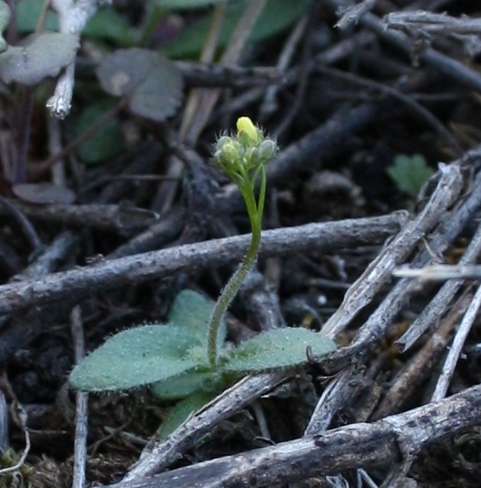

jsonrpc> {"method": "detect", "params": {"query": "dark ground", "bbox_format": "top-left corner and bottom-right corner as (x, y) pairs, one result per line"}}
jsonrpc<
(1, 0), (481, 486)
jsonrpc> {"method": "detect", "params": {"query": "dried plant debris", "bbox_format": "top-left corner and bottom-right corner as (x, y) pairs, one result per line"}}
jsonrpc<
(0, 0), (481, 487)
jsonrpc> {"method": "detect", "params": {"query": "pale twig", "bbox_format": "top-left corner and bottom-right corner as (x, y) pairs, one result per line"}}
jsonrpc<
(336, 0), (376, 30)
(47, 0), (109, 118)
(395, 221), (481, 352)
(393, 264), (481, 280)
(71, 305), (88, 488)
(432, 284), (481, 400)
(0, 403), (30, 476)
(384, 11), (481, 35)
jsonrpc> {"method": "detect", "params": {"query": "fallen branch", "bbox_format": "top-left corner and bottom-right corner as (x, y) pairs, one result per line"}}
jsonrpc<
(108, 384), (481, 488)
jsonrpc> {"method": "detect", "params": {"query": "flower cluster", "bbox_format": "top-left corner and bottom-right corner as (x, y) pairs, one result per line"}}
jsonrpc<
(213, 116), (278, 180)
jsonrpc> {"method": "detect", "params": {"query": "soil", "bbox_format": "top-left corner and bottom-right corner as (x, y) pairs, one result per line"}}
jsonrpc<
(1, 0), (481, 487)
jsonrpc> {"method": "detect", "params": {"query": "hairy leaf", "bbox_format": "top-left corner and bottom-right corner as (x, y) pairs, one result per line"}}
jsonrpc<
(0, 1), (10, 53)
(151, 369), (222, 400)
(0, 33), (79, 85)
(96, 48), (183, 121)
(220, 328), (337, 374)
(157, 391), (217, 441)
(70, 325), (204, 392)
(168, 290), (226, 356)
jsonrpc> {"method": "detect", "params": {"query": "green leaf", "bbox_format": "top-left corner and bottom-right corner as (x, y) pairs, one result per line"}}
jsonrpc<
(15, 0), (58, 33)
(74, 101), (124, 164)
(168, 290), (226, 354)
(153, 0), (230, 9)
(70, 325), (205, 392)
(151, 369), (223, 400)
(387, 154), (434, 197)
(96, 48), (183, 122)
(84, 7), (136, 46)
(0, 1), (10, 53)
(162, 0), (310, 59)
(0, 33), (79, 86)
(157, 391), (217, 441)
(220, 328), (337, 374)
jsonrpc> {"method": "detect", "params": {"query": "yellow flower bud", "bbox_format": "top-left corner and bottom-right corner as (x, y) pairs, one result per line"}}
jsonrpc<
(236, 116), (259, 144)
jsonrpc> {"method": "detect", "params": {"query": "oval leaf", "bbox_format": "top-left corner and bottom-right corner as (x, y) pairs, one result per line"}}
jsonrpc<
(151, 369), (222, 401)
(157, 391), (217, 441)
(0, 32), (79, 85)
(168, 290), (226, 357)
(96, 48), (183, 121)
(70, 325), (203, 392)
(163, 0), (310, 59)
(220, 328), (337, 374)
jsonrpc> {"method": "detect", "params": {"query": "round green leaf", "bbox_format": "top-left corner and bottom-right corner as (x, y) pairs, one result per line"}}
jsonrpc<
(220, 328), (337, 374)
(96, 48), (183, 121)
(0, 33), (79, 85)
(70, 325), (204, 392)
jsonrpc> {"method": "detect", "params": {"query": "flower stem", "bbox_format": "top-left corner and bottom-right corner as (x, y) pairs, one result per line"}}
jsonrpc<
(207, 167), (266, 366)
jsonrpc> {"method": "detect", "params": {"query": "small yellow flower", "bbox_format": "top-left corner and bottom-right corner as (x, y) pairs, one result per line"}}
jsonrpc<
(236, 116), (259, 144)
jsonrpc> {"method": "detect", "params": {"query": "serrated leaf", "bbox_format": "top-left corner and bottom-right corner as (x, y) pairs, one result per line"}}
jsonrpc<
(151, 369), (222, 400)
(153, 0), (230, 9)
(220, 328), (337, 374)
(74, 101), (124, 164)
(169, 290), (226, 348)
(70, 325), (205, 392)
(387, 154), (433, 197)
(96, 48), (183, 122)
(0, 33), (79, 85)
(0, 2), (10, 53)
(163, 0), (310, 59)
(157, 391), (216, 441)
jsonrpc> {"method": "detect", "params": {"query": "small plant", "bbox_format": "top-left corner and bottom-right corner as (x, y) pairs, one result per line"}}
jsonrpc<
(387, 154), (434, 199)
(69, 117), (336, 437)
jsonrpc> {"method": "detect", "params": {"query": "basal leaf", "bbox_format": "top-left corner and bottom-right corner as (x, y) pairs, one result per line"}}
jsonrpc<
(0, 33), (79, 86)
(163, 0), (310, 59)
(151, 369), (223, 400)
(157, 391), (217, 441)
(168, 290), (226, 346)
(0, 1), (10, 53)
(70, 325), (204, 392)
(96, 48), (183, 122)
(220, 328), (337, 374)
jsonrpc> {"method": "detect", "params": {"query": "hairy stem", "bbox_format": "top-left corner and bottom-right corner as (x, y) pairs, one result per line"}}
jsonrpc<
(207, 168), (265, 366)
